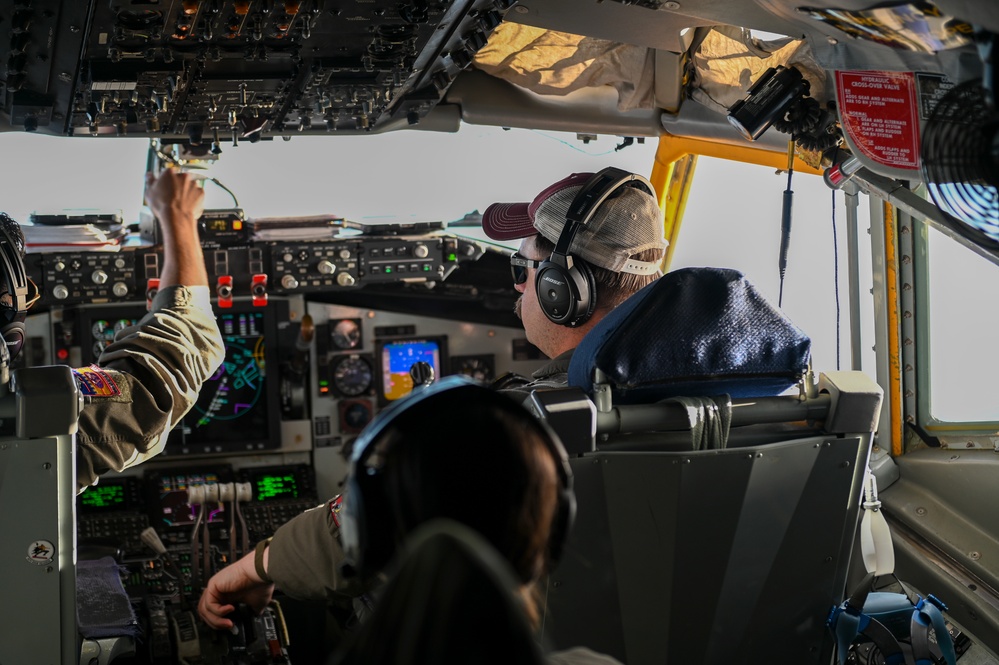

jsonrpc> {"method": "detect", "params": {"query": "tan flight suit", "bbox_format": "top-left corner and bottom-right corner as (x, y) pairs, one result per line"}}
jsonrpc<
(74, 285), (224, 492)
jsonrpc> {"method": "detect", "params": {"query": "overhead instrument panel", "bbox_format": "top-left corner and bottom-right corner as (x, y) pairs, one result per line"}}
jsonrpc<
(0, 0), (516, 138)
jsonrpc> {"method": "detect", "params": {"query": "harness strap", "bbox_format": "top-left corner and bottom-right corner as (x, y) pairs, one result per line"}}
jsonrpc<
(830, 602), (909, 665)
(860, 471), (895, 576)
(911, 595), (957, 665)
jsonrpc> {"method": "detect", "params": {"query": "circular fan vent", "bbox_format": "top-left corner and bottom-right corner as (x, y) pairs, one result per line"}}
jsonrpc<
(920, 80), (999, 245)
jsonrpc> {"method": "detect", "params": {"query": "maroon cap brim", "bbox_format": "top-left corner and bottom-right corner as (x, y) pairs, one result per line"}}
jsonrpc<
(481, 202), (536, 241)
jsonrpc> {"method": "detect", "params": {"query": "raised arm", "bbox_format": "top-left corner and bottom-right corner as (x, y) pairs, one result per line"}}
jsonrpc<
(75, 171), (224, 491)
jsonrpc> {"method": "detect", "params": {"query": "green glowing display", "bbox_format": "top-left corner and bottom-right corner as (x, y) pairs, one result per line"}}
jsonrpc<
(80, 483), (125, 509)
(255, 474), (299, 501)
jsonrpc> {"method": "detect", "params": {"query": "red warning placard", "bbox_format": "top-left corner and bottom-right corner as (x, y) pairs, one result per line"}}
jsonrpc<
(836, 71), (920, 170)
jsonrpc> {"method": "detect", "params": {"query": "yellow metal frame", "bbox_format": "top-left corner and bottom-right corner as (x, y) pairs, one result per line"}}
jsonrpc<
(649, 133), (823, 270)
(882, 202), (905, 456)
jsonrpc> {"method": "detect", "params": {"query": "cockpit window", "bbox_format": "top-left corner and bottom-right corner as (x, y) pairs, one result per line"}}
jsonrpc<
(0, 127), (657, 233)
(921, 226), (999, 426)
(670, 156), (877, 378)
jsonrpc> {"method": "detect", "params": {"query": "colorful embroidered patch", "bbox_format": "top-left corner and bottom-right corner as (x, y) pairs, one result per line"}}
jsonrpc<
(72, 365), (122, 397)
(329, 495), (343, 527)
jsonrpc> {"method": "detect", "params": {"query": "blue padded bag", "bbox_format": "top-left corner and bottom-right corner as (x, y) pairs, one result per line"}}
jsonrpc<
(568, 267), (811, 403)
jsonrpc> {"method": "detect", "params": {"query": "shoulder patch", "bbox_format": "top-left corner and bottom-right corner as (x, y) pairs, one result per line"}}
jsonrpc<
(73, 365), (123, 398)
(329, 495), (343, 527)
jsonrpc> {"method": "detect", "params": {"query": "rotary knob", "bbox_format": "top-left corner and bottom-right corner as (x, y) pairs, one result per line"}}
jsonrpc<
(54, 261), (66, 272)
(338, 249), (351, 260)
(112, 282), (129, 297)
(317, 259), (336, 275)
(336, 272), (355, 287)
(92, 270), (109, 285)
(281, 274), (300, 290)
(409, 361), (435, 387)
(413, 243), (429, 259)
(53, 284), (69, 300)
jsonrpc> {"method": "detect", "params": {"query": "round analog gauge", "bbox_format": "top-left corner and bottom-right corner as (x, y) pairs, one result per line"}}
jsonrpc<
(454, 355), (495, 383)
(331, 354), (373, 397)
(339, 399), (373, 434)
(331, 318), (362, 350)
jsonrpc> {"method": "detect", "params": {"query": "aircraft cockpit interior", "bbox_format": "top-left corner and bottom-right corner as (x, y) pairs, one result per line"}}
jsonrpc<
(1, 0), (998, 663)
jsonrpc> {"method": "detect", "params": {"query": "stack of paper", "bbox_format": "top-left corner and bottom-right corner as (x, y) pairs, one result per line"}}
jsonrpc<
(22, 222), (128, 253)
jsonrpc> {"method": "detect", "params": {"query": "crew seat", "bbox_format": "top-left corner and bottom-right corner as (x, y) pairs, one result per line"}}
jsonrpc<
(531, 267), (882, 665)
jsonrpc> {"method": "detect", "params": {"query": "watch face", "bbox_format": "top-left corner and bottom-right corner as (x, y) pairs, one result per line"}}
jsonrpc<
(453, 354), (496, 383)
(331, 354), (373, 397)
(330, 318), (362, 350)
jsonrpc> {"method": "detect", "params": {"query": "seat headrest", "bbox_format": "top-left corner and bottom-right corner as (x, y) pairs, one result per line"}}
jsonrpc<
(568, 267), (811, 403)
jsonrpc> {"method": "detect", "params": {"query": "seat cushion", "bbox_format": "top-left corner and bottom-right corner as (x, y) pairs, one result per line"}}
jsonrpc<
(568, 267), (811, 403)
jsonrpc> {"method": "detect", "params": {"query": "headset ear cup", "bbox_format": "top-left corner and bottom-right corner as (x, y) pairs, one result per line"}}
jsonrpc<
(573, 259), (597, 327)
(535, 261), (571, 325)
(338, 476), (364, 577)
(341, 448), (397, 580)
(542, 426), (576, 570)
(547, 481), (576, 568)
(0, 217), (28, 363)
(0, 320), (25, 363)
(535, 257), (595, 328)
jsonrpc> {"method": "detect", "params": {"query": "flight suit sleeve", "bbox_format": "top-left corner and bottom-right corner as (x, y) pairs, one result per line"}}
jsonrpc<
(266, 496), (366, 603)
(74, 285), (224, 492)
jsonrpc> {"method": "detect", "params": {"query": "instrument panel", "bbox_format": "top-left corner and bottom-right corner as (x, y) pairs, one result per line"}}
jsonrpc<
(14, 210), (541, 664)
(0, 0), (514, 137)
(77, 463), (319, 664)
(307, 301), (543, 496)
(24, 231), (484, 309)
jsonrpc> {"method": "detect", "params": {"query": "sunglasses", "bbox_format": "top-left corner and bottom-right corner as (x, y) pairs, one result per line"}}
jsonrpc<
(510, 252), (543, 285)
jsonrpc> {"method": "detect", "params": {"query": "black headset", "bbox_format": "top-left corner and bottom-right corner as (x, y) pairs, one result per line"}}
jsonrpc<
(535, 167), (656, 327)
(0, 214), (29, 363)
(338, 375), (576, 583)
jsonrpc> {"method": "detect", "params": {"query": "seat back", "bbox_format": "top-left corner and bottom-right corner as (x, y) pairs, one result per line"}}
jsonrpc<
(542, 426), (871, 664)
(534, 268), (880, 664)
(0, 366), (80, 665)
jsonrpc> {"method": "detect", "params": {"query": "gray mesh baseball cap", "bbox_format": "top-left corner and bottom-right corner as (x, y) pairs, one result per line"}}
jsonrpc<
(482, 172), (667, 274)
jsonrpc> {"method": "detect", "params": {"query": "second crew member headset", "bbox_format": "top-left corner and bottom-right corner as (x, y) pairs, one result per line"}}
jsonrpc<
(535, 167), (656, 327)
(0, 214), (30, 363)
(338, 375), (576, 583)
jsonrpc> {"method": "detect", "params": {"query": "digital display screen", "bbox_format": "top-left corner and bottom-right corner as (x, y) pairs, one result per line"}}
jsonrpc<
(376, 337), (447, 404)
(76, 303), (281, 457)
(79, 482), (126, 511)
(251, 471), (300, 501)
(183, 309), (276, 450)
(156, 472), (226, 528)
